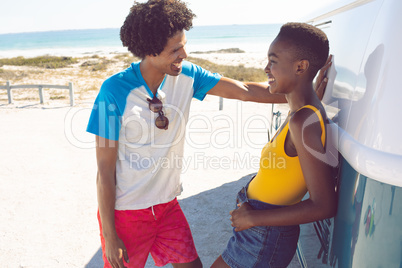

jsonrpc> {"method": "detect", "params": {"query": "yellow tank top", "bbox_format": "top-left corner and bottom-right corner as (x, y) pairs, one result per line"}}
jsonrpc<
(247, 105), (326, 205)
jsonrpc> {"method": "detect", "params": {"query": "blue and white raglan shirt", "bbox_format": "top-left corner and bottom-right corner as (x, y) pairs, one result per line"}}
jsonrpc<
(87, 61), (221, 210)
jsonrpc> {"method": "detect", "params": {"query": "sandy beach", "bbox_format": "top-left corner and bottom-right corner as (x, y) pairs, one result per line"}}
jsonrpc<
(0, 52), (323, 267)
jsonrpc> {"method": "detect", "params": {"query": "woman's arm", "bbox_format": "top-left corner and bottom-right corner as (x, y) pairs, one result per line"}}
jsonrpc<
(230, 108), (336, 231)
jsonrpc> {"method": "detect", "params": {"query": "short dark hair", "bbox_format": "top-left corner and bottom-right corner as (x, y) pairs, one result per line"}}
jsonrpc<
(277, 22), (329, 77)
(120, 0), (195, 59)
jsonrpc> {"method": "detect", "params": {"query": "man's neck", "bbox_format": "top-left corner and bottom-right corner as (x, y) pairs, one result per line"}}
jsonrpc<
(140, 59), (166, 95)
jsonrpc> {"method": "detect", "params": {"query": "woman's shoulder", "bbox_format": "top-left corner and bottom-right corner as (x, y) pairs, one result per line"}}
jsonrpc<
(288, 104), (326, 135)
(293, 104), (326, 122)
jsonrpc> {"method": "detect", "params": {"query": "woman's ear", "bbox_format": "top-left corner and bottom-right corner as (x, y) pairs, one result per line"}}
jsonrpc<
(296, 60), (310, 75)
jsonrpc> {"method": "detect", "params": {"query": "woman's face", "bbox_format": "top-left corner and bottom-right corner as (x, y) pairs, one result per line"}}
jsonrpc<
(265, 37), (300, 95)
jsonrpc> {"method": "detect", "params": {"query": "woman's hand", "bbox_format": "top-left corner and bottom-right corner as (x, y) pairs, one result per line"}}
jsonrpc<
(230, 202), (255, 232)
(314, 54), (333, 100)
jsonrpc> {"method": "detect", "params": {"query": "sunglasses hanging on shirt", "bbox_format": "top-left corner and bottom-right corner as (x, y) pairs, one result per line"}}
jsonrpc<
(147, 96), (169, 130)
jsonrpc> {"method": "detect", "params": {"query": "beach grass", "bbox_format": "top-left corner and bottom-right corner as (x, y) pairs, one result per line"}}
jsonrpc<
(187, 57), (266, 82)
(0, 56), (78, 69)
(110, 53), (266, 82)
(0, 53), (266, 105)
(0, 54), (265, 81)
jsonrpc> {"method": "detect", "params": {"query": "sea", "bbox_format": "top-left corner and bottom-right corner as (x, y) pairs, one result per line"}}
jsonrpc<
(0, 24), (281, 58)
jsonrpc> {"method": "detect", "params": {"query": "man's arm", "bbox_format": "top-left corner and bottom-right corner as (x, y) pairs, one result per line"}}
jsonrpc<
(207, 77), (287, 103)
(206, 55), (332, 103)
(96, 136), (129, 268)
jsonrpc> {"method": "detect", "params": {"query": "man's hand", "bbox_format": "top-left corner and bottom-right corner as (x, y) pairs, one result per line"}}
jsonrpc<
(230, 202), (255, 232)
(314, 54), (333, 100)
(105, 236), (129, 268)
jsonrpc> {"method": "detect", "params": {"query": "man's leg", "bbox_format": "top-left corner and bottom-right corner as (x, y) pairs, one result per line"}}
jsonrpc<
(172, 257), (202, 268)
(150, 198), (200, 267)
(98, 209), (156, 268)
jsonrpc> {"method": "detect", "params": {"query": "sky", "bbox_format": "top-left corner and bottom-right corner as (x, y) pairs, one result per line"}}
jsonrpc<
(0, 0), (340, 34)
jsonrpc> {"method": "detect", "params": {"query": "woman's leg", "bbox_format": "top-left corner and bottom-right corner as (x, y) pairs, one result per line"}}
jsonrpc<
(211, 255), (230, 268)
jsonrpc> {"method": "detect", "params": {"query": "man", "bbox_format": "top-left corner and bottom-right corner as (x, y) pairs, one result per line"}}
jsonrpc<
(87, 1), (330, 267)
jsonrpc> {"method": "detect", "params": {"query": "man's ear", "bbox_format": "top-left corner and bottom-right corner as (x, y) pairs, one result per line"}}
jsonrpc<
(296, 60), (310, 75)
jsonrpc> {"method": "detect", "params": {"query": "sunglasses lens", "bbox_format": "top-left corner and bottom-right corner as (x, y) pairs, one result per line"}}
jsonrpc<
(147, 96), (169, 130)
(148, 98), (163, 112)
(155, 114), (169, 130)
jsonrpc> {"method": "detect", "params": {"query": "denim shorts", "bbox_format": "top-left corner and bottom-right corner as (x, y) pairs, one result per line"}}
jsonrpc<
(221, 181), (300, 268)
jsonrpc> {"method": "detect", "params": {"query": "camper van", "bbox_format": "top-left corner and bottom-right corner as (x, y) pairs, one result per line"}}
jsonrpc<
(293, 0), (402, 267)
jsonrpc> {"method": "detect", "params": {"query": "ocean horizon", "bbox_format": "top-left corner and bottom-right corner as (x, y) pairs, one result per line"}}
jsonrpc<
(0, 24), (281, 58)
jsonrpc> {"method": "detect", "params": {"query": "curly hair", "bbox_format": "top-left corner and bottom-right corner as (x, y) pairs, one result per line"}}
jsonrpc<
(277, 22), (329, 77)
(120, 0), (195, 59)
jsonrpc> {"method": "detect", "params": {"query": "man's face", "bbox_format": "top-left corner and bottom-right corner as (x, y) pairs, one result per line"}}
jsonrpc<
(265, 37), (299, 94)
(151, 30), (188, 76)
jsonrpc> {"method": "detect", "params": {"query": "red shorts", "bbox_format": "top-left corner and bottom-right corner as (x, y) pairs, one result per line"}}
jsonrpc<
(98, 198), (198, 267)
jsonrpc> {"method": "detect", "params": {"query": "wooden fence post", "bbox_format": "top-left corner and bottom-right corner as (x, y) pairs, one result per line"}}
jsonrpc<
(38, 86), (44, 104)
(6, 81), (13, 104)
(2, 82), (75, 105)
(219, 97), (223, 110)
(68, 82), (74, 106)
